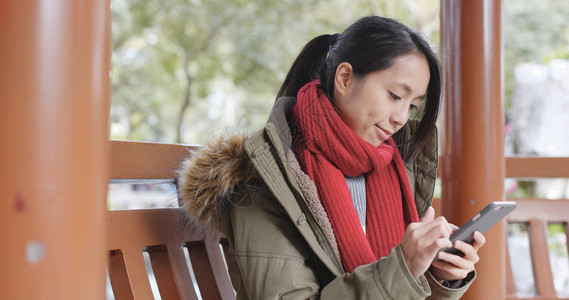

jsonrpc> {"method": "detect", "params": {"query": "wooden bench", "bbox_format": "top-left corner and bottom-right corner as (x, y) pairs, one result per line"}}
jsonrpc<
(506, 199), (569, 300)
(106, 140), (568, 299)
(107, 141), (235, 299)
(107, 209), (234, 299)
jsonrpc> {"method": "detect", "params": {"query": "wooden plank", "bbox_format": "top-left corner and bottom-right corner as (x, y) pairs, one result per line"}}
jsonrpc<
(205, 237), (235, 299)
(123, 248), (155, 300)
(147, 245), (181, 300)
(110, 140), (197, 179)
(108, 249), (135, 300)
(167, 244), (201, 300)
(508, 199), (569, 223)
(108, 209), (214, 249)
(506, 157), (569, 178)
(186, 241), (222, 300)
(528, 219), (556, 298)
(506, 243), (517, 298)
(111, 141), (569, 180)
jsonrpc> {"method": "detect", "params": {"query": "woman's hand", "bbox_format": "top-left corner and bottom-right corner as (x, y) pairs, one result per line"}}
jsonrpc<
(400, 206), (454, 279)
(429, 230), (486, 282)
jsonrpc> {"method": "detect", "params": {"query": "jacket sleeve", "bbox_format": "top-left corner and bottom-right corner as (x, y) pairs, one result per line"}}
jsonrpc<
(226, 179), (432, 300)
(425, 269), (476, 300)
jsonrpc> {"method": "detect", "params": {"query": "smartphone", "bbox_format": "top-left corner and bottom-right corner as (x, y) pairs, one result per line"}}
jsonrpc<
(434, 201), (517, 261)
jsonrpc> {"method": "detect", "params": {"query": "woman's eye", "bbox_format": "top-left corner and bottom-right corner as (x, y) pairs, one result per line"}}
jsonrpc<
(389, 92), (401, 100)
(410, 104), (418, 111)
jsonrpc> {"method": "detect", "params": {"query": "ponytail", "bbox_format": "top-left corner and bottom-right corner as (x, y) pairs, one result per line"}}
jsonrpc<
(276, 33), (340, 99)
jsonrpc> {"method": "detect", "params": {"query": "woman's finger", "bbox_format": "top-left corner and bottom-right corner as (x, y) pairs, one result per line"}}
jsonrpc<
(420, 206), (435, 223)
(429, 238), (453, 256)
(431, 260), (471, 280)
(450, 223), (459, 232)
(453, 241), (480, 264)
(436, 249), (474, 271)
(414, 216), (454, 241)
(471, 231), (486, 251)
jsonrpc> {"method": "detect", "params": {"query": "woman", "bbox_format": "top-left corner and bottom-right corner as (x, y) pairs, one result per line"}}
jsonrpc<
(178, 16), (486, 299)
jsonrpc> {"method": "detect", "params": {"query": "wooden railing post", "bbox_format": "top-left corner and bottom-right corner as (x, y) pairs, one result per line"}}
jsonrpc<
(440, 0), (505, 299)
(0, 1), (111, 299)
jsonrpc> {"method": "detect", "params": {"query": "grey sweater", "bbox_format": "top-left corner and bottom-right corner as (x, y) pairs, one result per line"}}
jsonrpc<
(345, 175), (366, 233)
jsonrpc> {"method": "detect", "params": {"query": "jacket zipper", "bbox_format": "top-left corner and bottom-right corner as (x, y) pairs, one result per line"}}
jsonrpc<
(291, 187), (344, 274)
(264, 125), (344, 274)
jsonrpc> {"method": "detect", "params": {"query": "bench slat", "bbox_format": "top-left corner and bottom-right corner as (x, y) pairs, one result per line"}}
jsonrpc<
(110, 140), (196, 179)
(147, 245), (182, 300)
(123, 249), (156, 299)
(205, 237), (236, 299)
(187, 241), (223, 300)
(508, 199), (569, 223)
(109, 141), (569, 180)
(506, 243), (517, 298)
(528, 218), (557, 298)
(108, 249), (135, 300)
(506, 158), (569, 178)
(167, 244), (201, 300)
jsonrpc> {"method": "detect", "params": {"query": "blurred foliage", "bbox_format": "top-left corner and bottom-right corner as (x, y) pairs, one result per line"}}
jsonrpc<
(111, 0), (569, 148)
(502, 0), (569, 199)
(506, 181), (535, 199)
(504, 0), (569, 111)
(547, 223), (568, 256)
(110, 0), (439, 144)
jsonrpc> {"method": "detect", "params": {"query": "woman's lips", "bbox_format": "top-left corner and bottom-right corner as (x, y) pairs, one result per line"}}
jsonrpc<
(375, 125), (392, 141)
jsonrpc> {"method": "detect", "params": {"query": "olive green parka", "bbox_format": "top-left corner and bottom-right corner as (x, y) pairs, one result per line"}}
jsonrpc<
(178, 97), (475, 299)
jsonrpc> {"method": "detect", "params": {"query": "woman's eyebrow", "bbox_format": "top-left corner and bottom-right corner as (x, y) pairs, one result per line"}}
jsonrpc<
(395, 82), (413, 94)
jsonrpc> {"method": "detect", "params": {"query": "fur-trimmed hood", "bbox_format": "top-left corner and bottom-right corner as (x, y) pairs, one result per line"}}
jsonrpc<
(177, 133), (256, 231)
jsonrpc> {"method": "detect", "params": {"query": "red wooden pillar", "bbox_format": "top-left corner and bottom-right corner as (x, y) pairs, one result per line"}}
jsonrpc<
(0, 1), (111, 299)
(440, 0), (505, 299)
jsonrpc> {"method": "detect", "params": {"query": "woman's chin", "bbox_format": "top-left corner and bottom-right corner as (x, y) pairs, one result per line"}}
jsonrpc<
(364, 136), (383, 147)
(373, 141), (384, 147)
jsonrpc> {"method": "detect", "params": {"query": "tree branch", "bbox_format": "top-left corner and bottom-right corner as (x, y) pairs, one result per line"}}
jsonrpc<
(175, 53), (192, 144)
(187, 15), (233, 58)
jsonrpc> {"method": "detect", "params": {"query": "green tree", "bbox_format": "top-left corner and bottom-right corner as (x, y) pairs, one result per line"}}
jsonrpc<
(112, 0), (324, 143)
(504, 0), (569, 110)
(111, 0), (442, 144)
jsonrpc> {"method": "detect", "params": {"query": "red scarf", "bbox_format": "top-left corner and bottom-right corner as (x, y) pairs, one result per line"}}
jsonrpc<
(290, 80), (419, 273)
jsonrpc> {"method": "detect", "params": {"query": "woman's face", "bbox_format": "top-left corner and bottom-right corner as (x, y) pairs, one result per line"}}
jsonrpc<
(333, 53), (430, 147)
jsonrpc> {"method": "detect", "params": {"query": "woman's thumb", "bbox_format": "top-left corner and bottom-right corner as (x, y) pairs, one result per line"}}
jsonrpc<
(420, 206), (435, 223)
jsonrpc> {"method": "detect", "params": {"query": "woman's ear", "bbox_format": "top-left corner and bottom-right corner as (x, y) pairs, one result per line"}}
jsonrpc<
(334, 62), (354, 99)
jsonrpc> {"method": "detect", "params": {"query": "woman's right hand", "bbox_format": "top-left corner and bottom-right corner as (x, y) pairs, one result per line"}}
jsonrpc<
(400, 206), (454, 279)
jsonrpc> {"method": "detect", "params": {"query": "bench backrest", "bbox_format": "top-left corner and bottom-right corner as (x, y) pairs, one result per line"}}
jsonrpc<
(107, 209), (234, 299)
(107, 141), (235, 299)
(506, 199), (569, 300)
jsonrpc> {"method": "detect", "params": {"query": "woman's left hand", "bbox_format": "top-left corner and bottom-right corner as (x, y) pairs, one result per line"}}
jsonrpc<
(430, 231), (486, 281)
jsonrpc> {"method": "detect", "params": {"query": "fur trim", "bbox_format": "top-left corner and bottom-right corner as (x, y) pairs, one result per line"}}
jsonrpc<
(177, 133), (256, 231)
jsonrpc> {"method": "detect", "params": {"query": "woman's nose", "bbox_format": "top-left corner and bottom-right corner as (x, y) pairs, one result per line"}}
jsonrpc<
(390, 107), (408, 127)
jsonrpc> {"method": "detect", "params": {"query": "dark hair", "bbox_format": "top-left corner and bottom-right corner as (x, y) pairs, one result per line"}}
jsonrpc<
(277, 16), (442, 162)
